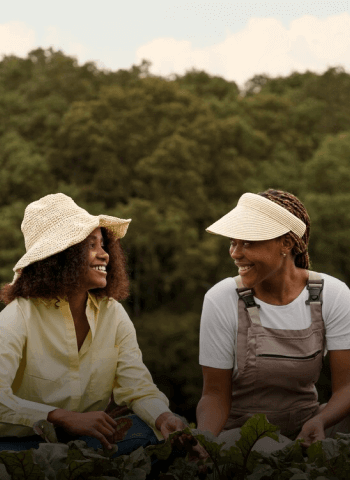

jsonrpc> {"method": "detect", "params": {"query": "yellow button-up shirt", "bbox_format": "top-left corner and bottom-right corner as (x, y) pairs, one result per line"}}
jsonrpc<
(0, 294), (170, 439)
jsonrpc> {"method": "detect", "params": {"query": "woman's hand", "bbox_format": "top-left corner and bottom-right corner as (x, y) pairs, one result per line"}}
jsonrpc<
(296, 415), (326, 447)
(155, 412), (209, 461)
(155, 412), (188, 440)
(48, 409), (118, 450)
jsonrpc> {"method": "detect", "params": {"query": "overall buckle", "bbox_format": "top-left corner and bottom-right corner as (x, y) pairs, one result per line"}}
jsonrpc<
(305, 280), (324, 305)
(237, 289), (261, 310)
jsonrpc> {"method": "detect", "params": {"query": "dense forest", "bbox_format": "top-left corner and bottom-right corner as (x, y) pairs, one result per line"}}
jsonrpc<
(1, 48), (350, 421)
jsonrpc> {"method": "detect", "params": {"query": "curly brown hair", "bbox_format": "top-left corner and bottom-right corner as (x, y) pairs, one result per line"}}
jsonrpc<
(0, 227), (129, 305)
(258, 189), (311, 269)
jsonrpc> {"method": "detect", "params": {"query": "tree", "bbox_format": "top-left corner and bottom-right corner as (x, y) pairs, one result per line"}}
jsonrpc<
(303, 132), (350, 283)
(174, 69), (239, 101)
(0, 131), (54, 206)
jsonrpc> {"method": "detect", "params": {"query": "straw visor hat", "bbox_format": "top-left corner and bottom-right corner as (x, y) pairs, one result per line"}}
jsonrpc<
(206, 193), (306, 240)
(12, 193), (131, 280)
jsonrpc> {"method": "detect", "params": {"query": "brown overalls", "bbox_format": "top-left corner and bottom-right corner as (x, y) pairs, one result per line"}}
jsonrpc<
(222, 271), (325, 440)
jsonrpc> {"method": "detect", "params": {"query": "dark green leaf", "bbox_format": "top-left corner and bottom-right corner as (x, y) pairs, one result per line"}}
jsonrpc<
(246, 463), (275, 479)
(57, 458), (95, 480)
(31, 443), (69, 480)
(124, 468), (148, 479)
(307, 438), (341, 467)
(0, 450), (45, 480)
(167, 457), (200, 480)
(236, 414), (280, 459)
(145, 440), (172, 460)
(194, 433), (226, 462)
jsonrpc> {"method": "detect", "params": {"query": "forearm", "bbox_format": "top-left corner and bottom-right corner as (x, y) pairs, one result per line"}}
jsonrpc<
(47, 408), (72, 426)
(0, 393), (60, 431)
(196, 394), (231, 436)
(113, 327), (171, 429)
(131, 397), (171, 429)
(316, 385), (350, 429)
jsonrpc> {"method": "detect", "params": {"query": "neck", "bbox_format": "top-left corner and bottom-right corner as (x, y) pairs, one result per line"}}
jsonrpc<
(67, 291), (88, 317)
(253, 262), (308, 305)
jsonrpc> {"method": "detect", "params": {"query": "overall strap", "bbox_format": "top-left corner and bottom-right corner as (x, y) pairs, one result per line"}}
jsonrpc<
(235, 271), (324, 326)
(305, 271), (325, 356)
(306, 271), (324, 305)
(234, 276), (261, 325)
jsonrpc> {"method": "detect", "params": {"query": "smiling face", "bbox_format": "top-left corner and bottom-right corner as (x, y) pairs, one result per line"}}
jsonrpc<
(229, 237), (285, 289)
(79, 227), (109, 292)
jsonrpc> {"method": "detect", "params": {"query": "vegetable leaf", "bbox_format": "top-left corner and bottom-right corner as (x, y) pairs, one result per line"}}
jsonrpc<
(235, 414), (280, 459)
(0, 450), (45, 480)
(31, 443), (69, 480)
(113, 416), (133, 442)
(33, 419), (59, 443)
(145, 439), (173, 460)
(2, 415), (350, 479)
(57, 458), (95, 480)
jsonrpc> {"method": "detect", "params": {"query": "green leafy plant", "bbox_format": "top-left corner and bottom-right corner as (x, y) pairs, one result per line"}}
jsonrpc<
(1, 415), (350, 479)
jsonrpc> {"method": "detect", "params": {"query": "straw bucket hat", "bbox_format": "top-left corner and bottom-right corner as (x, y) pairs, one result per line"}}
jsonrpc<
(206, 193), (306, 240)
(12, 193), (131, 282)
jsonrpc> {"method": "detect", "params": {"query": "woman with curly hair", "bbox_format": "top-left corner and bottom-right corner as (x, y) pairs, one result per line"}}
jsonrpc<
(197, 189), (350, 450)
(0, 193), (203, 457)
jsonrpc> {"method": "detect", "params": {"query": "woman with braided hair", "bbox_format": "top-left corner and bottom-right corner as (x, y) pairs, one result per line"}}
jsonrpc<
(196, 189), (350, 449)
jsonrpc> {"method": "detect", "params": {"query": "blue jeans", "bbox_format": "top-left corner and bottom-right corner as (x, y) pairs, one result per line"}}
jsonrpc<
(0, 415), (160, 458)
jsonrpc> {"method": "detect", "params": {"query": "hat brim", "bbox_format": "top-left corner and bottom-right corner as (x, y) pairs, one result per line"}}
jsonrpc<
(13, 215), (131, 273)
(206, 205), (290, 241)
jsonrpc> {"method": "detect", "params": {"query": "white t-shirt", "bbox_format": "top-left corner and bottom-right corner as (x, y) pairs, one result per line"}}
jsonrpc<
(199, 273), (350, 372)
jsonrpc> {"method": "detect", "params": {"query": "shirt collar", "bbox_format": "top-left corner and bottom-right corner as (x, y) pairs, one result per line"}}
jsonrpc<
(33, 293), (102, 312)
(32, 297), (60, 309)
(87, 292), (100, 312)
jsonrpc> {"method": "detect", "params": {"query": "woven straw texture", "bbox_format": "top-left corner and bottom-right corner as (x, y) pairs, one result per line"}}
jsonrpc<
(13, 193), (131, 273)
(206, 193), (306, 241)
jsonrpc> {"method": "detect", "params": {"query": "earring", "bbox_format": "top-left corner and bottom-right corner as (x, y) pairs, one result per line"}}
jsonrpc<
(281, 252), (286, 257)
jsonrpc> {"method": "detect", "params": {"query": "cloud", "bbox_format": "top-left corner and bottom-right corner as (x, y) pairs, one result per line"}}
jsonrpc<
(135, 13), (350, 85)
(42, 26), (90, 62)
(0, 22), (36, 57)
(42, 26), (114, 70)
(0, 22), (94, 67)
(1, 13), (349, 84)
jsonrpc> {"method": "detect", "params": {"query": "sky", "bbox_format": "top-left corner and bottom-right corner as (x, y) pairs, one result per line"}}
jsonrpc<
(1, 0), (350, 86)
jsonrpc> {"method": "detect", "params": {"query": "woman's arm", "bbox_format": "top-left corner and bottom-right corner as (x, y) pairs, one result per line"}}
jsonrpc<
(47, 409), (119, 450)
(0, 302), (59, 433)
(196, 366), (233, 436)
(297, 349), (350, 445)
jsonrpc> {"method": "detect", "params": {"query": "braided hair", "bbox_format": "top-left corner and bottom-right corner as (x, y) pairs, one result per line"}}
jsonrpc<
(258, 189), (311, 269)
